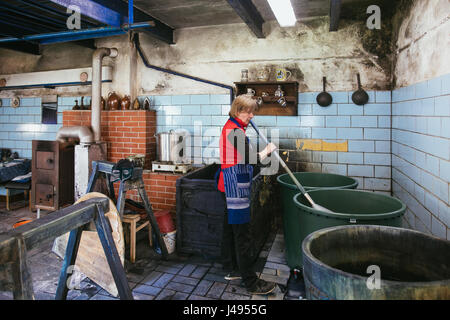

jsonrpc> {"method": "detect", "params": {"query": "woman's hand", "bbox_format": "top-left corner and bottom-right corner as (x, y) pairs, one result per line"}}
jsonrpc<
(258, 142), (277, 161)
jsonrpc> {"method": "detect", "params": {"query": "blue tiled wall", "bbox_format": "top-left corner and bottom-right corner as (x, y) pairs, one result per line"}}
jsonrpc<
(392, 73), (450, 240)
(0, 96), (88, 158)
(2, 79), (448, 239)
(143, 90), (393, 194)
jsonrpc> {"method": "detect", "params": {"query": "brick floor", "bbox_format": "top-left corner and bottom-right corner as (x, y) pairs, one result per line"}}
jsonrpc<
(0, 205), (306, 301)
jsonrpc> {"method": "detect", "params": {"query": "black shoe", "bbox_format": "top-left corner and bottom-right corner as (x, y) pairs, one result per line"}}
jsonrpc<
(224, 270), (242, 281)
(247, 279), (276, 295)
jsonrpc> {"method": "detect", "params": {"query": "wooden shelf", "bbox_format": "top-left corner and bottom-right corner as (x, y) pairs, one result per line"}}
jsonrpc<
(234, 81), (298, 116)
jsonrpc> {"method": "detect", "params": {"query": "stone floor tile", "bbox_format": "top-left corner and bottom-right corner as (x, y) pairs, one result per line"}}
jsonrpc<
(155, 264), (182, 275)
(141, 271), (163, 286)
(165, 281), (195, 294)
(133, 284), (162, 296)
(172, 292), (190, 300)
(192, 279), (214, 296)
(90, 293), (119, 300)
(172, 275), (200, 286)
(259, 273), (289, 286)
(132, 292), (155, 300)
(178, 264), (197, 276)
(225, 283), (248, 296)
(206, 282), (227, 299)
(221, 291), (251, 300)
(190, 266), (210, 279)
(155, 288), (176, 300)
(204, 272), (228, 283)
(188, 294), (214, 300)
(152, 273), (175, 288)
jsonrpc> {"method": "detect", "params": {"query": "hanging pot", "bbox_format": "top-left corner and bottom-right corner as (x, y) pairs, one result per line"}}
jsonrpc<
(316, 77), (333, 107)
(107, 91), (120, 110)
(351, 73), (369, 106)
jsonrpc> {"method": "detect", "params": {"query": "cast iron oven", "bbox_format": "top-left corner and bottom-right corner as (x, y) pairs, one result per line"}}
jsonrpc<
(176, 164), (276, 260)
(32, 140), (75, 211)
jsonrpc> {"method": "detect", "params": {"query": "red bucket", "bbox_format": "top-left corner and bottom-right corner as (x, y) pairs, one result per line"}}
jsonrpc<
(154, 210), (175, 233)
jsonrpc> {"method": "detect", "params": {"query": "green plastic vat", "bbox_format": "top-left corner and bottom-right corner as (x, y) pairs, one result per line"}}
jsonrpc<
(276, 172), (358, 269)
(292, 189), (406, 269)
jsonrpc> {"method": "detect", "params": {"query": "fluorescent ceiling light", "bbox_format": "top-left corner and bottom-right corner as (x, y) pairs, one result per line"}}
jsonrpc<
(267, 0), (297, 27)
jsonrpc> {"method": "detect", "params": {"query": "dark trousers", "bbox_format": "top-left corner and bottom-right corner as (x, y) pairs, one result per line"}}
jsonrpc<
(220, 193), (258, 289)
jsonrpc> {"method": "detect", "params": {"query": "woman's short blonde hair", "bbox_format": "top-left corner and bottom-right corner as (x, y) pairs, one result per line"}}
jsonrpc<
(229, 95), (258, 118)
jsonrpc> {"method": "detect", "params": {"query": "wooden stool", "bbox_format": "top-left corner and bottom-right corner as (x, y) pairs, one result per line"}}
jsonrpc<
(122, 214), (152, 263)
(5, 181), (31, 211)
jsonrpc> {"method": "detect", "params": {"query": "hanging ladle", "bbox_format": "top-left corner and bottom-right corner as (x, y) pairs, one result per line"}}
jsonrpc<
(352, 73), (369, 105)
(250, 120), (334, 213)
(316, 76), (333, 107)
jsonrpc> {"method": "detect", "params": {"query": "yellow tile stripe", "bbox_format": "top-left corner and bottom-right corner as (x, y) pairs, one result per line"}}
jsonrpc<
(296, 139), (348, 152)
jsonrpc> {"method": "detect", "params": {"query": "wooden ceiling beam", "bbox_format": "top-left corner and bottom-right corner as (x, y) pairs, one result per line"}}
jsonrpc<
(329, 0), (342, 32)
(226, 0), (265, 38)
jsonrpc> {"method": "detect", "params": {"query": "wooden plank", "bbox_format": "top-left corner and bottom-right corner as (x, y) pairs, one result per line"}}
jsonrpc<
(1, 198), (108, 257)
(52, 193), (125, 297)
(329, 0), (342, 32)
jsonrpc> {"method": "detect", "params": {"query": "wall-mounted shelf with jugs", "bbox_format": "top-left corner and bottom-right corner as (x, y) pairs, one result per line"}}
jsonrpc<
(234, 81), (299, 116)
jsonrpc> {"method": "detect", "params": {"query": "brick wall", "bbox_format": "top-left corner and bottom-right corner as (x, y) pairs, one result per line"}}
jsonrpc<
(62, 110), (156, 169)
(62, 109), (180, 214)
(118, 172), (180, 213)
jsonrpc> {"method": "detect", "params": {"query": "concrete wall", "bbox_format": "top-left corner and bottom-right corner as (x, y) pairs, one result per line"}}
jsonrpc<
(133, 19), (391, 96)
(393, 0), (450, 87)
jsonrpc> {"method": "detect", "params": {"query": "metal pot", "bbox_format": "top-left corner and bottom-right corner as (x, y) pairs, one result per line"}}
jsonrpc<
(155, 130), (187, 163)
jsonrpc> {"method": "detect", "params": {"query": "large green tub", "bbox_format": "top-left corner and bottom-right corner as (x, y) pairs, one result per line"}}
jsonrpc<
(292, 189), (406, 269)
(277, 172), (358, 269)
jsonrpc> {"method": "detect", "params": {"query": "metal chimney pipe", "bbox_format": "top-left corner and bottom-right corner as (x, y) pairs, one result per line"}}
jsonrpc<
(91, 47), (118, 142)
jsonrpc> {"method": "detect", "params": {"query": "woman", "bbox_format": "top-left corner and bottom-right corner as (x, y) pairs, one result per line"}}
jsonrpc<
(217, 94), (277, 295)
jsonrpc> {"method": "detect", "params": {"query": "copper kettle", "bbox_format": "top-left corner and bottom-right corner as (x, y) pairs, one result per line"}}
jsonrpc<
(107, 92), (120, 110)
(121, 95), (131, 110)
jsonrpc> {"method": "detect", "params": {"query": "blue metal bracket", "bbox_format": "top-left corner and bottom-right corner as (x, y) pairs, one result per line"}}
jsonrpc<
(47, 0), (174, 44)
(0, 22), (155, 45)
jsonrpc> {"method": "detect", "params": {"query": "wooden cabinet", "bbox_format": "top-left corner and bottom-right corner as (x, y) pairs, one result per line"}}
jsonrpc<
(234, 81), (299, 116)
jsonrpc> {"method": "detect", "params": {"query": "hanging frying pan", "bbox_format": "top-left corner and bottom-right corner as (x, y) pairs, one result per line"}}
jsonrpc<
(352, 73), (369, 106)
(316, 77), (333, 107)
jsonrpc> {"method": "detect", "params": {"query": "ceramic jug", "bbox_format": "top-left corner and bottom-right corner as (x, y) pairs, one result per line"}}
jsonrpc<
(257, 68), (269, 81)
(121, 95), (131, 110)
(276, 68), (292, 81)
(246, 88), (256, 96)
(133, 98), (140, 110)
(107, 92), (120, 110)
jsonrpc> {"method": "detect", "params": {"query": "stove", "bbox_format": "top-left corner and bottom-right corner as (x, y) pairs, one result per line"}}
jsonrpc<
(152, 161), (193, 174)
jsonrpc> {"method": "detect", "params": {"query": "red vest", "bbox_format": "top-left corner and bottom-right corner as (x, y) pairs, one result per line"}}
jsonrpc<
(218, 118), (247, 192)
